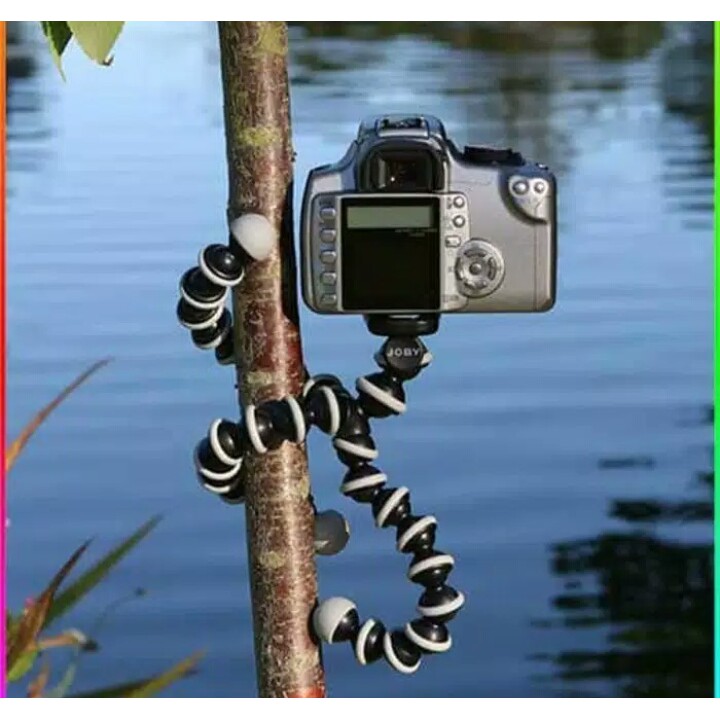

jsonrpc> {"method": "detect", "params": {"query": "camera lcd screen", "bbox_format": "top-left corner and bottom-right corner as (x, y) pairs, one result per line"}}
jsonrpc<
(346, 205), (434, 229)
(340, 197), (440, 312)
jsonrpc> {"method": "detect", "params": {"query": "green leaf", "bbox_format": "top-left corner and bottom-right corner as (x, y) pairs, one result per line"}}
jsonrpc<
(6, 610), (19, 647)
(7, 648), (38, 683)
(67, 21), (124, 66)
(43, 516), (161, 629)
(72, 652), (203, 698)
(40, 21), (72, 77)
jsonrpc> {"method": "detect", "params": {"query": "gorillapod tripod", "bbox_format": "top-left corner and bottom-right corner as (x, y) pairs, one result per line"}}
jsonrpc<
(176, 218), (464, 675)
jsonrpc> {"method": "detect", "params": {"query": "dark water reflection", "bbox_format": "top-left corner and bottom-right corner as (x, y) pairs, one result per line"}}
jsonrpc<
(6, 22), (713, 697)
(532, 406), (713, 697)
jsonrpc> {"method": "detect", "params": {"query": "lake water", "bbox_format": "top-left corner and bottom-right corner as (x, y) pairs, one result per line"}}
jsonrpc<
(6, 22), (713, 698)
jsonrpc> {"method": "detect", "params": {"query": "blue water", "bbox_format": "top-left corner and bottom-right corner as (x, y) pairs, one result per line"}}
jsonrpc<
(6, 22), (713, 697)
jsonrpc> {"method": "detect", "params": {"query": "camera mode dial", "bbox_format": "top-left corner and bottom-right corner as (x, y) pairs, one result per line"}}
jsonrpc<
(455, 240), (505, 298)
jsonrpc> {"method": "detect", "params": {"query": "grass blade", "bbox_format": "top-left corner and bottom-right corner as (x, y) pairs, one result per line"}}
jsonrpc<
(72, 652), (203, 698)
(6, 542), (90, 671)
(6, 358), (111, 473)
(37, 629), (96, 652)
(6, 610), (19, 648)
(27, 661), (51, 697)
(44, 515), (161, 629)
(43, 634), (93, 698)
(44, 656), (79, 698)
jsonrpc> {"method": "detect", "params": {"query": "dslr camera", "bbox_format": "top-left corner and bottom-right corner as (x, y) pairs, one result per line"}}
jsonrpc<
(300, 115), (557, 317)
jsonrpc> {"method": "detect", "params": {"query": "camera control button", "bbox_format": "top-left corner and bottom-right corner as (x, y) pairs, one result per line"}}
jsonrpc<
(320, 229), (337, 243)
(320, 207), (337, 221)
(320, 250), (337, 264)
(445, 235), (461, 248)
(533, 180), (546, 194)
(320, 293), (337, 306)
(321, 272), (337, 286)
(452, 215), (466, 228)
(452, 195), (466, 208)
(455, 240), (505, 298)
(511, 179), (529, 195)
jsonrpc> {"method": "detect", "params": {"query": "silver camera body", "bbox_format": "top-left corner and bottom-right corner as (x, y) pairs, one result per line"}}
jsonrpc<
(300, 115), (556, 316)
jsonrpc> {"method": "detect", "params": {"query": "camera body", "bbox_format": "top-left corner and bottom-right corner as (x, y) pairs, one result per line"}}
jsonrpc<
(300, 114), (556, 316)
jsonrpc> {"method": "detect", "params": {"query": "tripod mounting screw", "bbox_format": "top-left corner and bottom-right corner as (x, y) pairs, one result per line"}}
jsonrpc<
(377, 337), (430, 380)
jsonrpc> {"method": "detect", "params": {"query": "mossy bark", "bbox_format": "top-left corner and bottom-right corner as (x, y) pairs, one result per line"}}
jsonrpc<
(217, 21), (326, 698)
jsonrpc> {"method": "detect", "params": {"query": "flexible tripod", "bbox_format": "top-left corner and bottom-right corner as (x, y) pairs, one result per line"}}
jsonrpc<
(176, 217), (464, 674)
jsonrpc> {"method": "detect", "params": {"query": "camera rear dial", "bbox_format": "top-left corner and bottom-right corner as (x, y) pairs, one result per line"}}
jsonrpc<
(455, 240), (505, 298)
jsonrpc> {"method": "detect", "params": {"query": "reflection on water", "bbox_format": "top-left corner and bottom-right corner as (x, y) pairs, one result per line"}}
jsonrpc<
(6, 22), (50, 180)
(533, 406), (713, 697)
(5, 22), (713, 697)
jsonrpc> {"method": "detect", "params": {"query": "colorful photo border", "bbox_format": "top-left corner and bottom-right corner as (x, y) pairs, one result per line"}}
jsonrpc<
(1, 18), (7, 701)
(714, 18), (719, 702)
(0, 18), (716, 701)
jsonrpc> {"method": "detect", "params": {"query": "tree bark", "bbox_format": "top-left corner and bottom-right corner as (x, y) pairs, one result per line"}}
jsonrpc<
(217, 21), (326, 698)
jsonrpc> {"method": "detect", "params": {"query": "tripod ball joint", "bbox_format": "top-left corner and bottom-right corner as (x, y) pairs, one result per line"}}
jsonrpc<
(194, 437), (244, 498)
(404, 618), (452, 654)
(258, 397), (307, 446)
(303, 383), (342, 436)
(219, 464), (247, 505)
(408, 550), (455, 587)
(198, 244), (246, 288)
(333, 433), (378, 468)
(336, 402), (371, 438)
(383, 629), (422, 674)
(396, 514), (437, 554)
(208, 418), (245, 465)
(214, 331), (235, 365)
(176, 298), (224, 332)
(340, 464), (387, 503)
(190, 308), (232, 351)
(313, 597), (360, 644)
(179, 267), (228, 310)
(314, 509), (350, 556)
(356, 372), (406, 418)
(243, 397), (307, 454)
(302, 373), (345, 398)
(355, 618), (386, 665)
(416, 585), (465, 624)
(372, 486), (411, 528)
